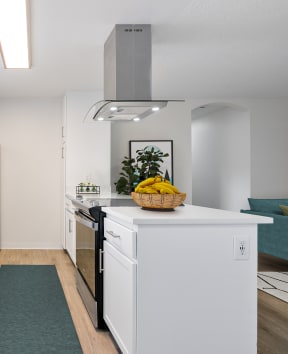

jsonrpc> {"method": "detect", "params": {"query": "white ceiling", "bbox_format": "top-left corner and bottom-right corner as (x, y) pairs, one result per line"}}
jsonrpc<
(1, 0), (288, 99)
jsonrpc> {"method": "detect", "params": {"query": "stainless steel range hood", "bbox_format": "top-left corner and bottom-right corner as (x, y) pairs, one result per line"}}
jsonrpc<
(85, 24), (170, 122)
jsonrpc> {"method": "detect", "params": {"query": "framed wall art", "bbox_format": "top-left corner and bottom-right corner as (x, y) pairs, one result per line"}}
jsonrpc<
(129, 140), (173, 183)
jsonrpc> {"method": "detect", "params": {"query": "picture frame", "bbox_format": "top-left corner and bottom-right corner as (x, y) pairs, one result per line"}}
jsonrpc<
(129, 140), (173, 183)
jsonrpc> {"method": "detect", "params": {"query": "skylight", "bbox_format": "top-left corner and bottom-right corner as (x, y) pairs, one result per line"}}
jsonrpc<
(0, 0), (31, 69)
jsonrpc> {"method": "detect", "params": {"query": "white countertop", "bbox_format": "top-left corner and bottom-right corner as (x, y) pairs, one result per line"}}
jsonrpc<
(102, 204), (274, 225)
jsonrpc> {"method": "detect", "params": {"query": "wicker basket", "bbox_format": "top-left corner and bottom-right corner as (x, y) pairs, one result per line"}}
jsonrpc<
(131, 192), (186, 210)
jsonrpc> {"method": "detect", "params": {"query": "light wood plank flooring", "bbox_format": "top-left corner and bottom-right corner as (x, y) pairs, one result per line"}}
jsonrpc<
(0, 249), (119, 354)
(1, 250), (288, 354)
(258, 253), (288, 354)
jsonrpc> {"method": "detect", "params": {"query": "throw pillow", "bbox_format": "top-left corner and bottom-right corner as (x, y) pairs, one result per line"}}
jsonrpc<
(279, 205), (288, 216)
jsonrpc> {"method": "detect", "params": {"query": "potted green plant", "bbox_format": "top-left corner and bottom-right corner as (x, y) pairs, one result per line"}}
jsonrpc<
(135, 146), (168, 181)
(115, 147), (169, 194)
(114, 156), (139, 195)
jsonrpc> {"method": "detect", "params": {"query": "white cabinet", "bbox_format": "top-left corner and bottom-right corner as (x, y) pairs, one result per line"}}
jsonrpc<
(104, 218), (136, 258)
(104, 241), (136, 354)
(104, 218), (137, 354)
(65, 206), (76, 264)
(102, 205), (272, 354)
(62, 90), (111, 194)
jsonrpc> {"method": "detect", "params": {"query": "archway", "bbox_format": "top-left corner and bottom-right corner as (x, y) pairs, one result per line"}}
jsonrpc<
(191, 102), (250, 211)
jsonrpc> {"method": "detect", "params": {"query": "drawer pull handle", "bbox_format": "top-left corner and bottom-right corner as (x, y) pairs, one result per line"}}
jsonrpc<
(106, 230), (121, 238)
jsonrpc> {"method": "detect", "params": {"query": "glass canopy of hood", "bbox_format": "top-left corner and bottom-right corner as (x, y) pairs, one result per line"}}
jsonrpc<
(85, 100), (168, 122)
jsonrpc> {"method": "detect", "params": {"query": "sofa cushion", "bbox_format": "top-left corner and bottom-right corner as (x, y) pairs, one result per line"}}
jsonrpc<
(248, 198), (288, 214)
(279, 205), (288, 216)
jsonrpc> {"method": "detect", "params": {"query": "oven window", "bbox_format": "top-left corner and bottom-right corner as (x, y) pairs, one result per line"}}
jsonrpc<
(76, 220), (96, 297)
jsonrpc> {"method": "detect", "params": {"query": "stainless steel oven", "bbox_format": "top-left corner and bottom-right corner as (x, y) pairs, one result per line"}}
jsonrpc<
(75, 207), (106, 329)
(74, 197), (136, 330)
(75, 210), (97, 297)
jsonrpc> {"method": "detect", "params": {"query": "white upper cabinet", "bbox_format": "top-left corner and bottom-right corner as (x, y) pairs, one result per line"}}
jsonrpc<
(63, 90), (111, 195)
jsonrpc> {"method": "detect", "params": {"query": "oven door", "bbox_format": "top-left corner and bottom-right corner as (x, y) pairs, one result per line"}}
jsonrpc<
(75, 210), (98, 298)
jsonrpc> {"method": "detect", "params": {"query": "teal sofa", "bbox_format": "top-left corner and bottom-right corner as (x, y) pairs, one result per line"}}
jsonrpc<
(241, 198), (288, 260)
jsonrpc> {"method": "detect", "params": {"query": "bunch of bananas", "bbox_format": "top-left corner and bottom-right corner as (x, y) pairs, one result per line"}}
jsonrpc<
(135, 176), (180, 194)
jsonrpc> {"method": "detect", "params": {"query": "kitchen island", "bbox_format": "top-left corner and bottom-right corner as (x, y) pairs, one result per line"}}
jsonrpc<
(102, 204), (272, 354)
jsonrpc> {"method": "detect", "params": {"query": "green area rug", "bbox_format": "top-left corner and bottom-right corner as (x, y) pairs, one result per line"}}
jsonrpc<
(0, 265), (83, 354)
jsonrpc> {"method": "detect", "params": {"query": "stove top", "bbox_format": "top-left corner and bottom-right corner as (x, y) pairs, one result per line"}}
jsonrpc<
(72, 196), (136, 211)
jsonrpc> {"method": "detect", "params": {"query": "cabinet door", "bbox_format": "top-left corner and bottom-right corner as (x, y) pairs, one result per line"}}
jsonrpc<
(65, 208), (76, 265)
(104, 241), (136, 354)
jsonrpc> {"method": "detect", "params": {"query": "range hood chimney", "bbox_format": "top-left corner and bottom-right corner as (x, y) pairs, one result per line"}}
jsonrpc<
(85, 24), (169, 122)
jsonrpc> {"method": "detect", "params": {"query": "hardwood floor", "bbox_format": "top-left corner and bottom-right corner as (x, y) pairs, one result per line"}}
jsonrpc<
(0, 249), (119, 354)
(1, 250), (288, 354)
(258, 253), (288, 354)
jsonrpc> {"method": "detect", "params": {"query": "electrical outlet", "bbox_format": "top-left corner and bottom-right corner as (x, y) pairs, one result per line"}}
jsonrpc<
(234, 236), (250, 260)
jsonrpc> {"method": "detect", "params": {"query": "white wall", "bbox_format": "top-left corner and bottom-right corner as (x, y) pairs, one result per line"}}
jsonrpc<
(0, 145), (1, 246)
(0, 98), (63, 248)
(192, 106), (250, 211)
(248, 99), (288, 198)
(111, 101), (193, 203)
(0, 96), (287, 248)
(111, 98), (288, 205)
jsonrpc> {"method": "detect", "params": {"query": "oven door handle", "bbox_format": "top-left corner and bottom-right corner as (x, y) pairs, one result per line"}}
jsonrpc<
(75, 212), (98, 231)
(99, 249), (104, 273)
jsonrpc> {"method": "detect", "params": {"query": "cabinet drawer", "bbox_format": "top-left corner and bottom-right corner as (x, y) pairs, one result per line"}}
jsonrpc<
(104, 218), (136, 259)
